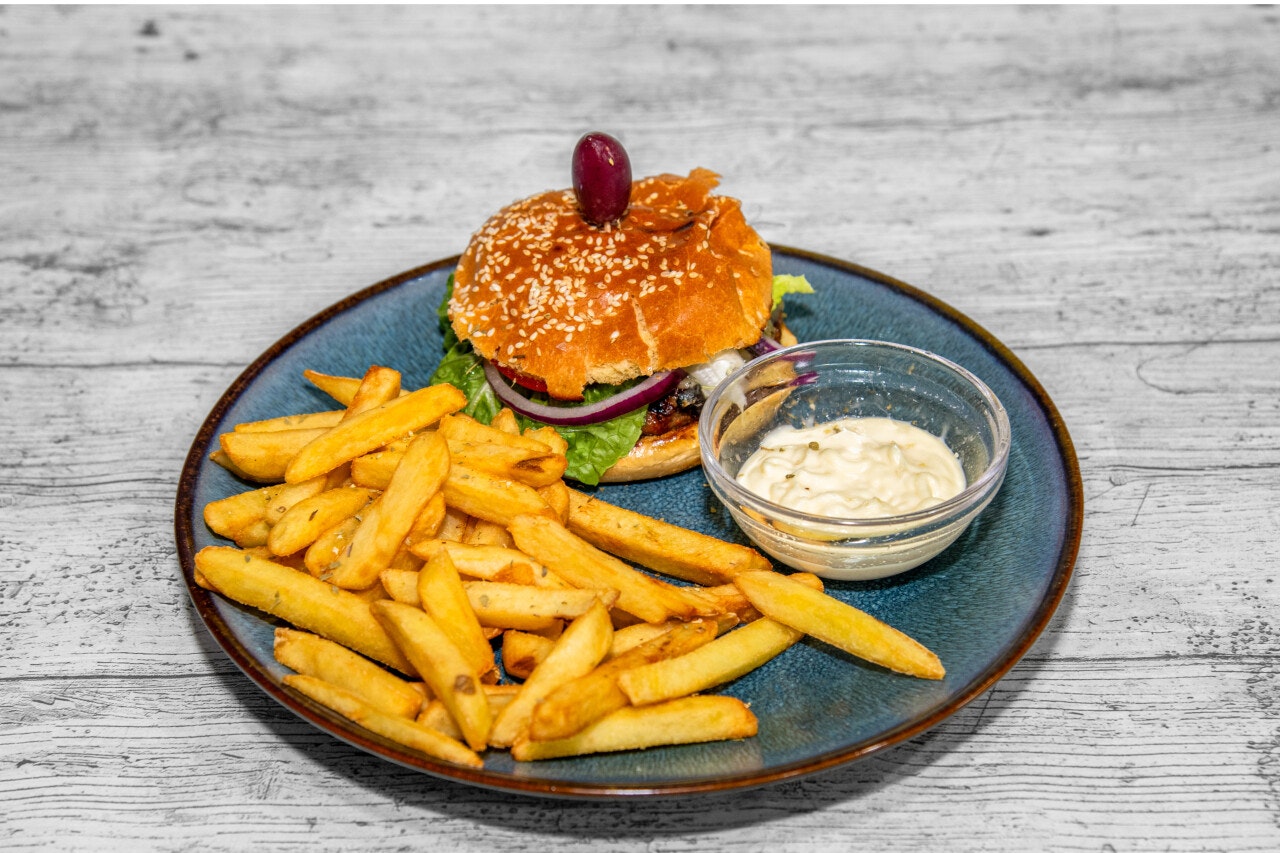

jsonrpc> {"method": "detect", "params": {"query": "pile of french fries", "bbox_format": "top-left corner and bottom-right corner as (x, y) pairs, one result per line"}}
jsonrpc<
(196, 365), (944, 770)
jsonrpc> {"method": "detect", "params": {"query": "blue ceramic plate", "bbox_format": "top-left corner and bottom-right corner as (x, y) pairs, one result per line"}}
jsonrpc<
(175, 247), (1081, 798)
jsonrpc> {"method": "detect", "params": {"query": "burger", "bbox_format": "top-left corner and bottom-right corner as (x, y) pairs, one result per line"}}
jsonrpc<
(430, 133), (811, 485)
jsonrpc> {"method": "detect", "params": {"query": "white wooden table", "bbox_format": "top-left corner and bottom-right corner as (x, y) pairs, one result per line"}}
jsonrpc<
(3, 5), (1277, 850)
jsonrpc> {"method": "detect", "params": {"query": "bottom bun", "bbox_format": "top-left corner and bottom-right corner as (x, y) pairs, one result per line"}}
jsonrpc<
(598, 422), (702, 483)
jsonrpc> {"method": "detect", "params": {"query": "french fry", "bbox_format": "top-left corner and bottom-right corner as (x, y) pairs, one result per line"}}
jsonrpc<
(263, 476), (328, 525)
(437, 506), (470, 542)
(528, 619), (718, 742)
(511, 695), (757, 761)
(437, 414), (568, 488)
(567, 490), (772, 585)
(303, 369), (408, 408)
(305, 516), (361, 577)
(617, 617), (803, 707)
(350, 447), (402, 491)
(463, 582), (618, 631)
(209, 449), (254, 480)
(508, 514), (707, 624)
(284, 384), (465, 483)
(442, 465), (553, 527)
(461, 517), (516, 549)
(241, 545), (308, 573)
(501, 630), (555, 680)
(371, 601), (492, 752)
(523, 425), (568, 456)
(379, 568), (420, 604)
(268, 487), (373, 556)
(284, 674), (480, 769)
(408, 542), (567, 589)
(734, 571), (945, 680)
(273, 627), (423, 719)
(490, 407), (521, 435)
(418, 549), (496, 680)
(488, 601), (612, 748)
(203, 487), (273, 539)
(234, 410), (345, 434)
(194, 546), (414, 675)
(537, 480), (571, 525)
(439, 414), (549, 454)
(231, 519), (271, 548)
(343, 365), (402, 418)
(417, 685), (520, 740)
(219, 427), (330, 483)
(404, 492), (447, 550)
(328, 431), (450, 590)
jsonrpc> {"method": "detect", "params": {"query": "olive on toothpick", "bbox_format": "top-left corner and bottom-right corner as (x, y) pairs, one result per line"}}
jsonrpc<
(572, 132), (632, 226)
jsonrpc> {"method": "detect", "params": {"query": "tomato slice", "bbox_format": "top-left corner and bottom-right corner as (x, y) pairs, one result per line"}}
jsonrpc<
(494, 364), (584, 402)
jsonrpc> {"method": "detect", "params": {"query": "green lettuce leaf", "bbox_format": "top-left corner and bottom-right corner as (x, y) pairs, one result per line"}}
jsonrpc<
(772, 274), (814, 310)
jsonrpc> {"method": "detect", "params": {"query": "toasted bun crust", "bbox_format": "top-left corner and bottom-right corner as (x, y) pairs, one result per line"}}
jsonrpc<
(451, 169), (773, 400)
(598, 422), (701, 483)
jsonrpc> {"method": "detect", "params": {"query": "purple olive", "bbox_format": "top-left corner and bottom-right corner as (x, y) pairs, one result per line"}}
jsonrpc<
(572, 132), (632, 226)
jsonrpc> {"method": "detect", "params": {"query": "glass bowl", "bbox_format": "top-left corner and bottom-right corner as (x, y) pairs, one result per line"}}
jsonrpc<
(698, 339), (1011, 580)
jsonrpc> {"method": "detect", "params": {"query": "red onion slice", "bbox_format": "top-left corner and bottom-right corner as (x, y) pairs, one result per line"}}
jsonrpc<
(482, 360), (683, 427)
(746, 336), (784, 357)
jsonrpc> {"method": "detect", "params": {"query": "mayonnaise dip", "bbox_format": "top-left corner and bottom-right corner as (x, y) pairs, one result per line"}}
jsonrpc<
(735, 417), (966, 519)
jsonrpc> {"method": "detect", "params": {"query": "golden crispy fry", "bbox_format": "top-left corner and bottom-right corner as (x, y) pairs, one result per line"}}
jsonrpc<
(488, 601), (612, 748)
(385, 545), (424, 574)
(508, 514), (711, 624)
(263, 476), (328, 525)
(371, 601), (492, 752)
(203, 487), (272, 539)
(305, 516), (361, 577)
(219, 427), (330, 483)
(268, 487), (373, 556)
(617, 617), (802, 707)
(461, 517), (515, 548)
(231, 519), (271, 548)
(285, 384), (465, 484)
(284, 674), (480, 768)
(463, 582), (619, 631)
(490, 407), (521, 435)
(528, 619), (718, 742)
(404, 492), (447, 550)
(408, 542), (567, 589)
(194, 546), (414, 675)
(417, 685), (520, 740)
(437, 506), (470, 542)
(234, 410), (345, 434)
(350, 448), (401, 491)
(445, 441), (568, 489)
(442, 465), (553, 527)
(379, 568), (419, 605)
(537, 480), (571, 525)
(344, 365), (402, 418)
(302, 370), (408, 408)
(501, 630), (555, 680)
(209, 449), (254, 480)
(567, 490), (772, 585)
(328, 431), (450, 589)
(419, 549), (496, 680)
(439, 414), (549, 454)
(734, 571), (945, 679)
(523, 425), (568, 456)
(512, 695), (757, 761)
(273, 627), (423, 719)
(241, 545), (308, 573)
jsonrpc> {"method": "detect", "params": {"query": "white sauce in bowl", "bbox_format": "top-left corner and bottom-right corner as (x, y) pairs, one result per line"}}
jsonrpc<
(735, 417), (966, 519)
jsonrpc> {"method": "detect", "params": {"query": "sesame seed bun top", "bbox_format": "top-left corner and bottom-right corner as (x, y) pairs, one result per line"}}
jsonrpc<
(449, 168), (773, 400)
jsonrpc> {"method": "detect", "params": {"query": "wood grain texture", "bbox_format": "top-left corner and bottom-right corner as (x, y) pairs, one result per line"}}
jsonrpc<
(2, 4), (1278, 851)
